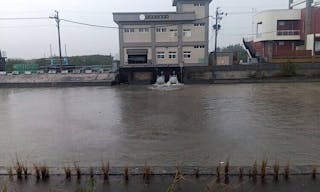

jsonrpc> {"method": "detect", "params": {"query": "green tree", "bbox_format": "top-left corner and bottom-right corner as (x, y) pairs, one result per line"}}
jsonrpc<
(221, 44), (248, 63)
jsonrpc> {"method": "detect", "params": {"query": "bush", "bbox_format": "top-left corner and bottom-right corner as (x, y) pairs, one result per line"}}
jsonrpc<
(281, 61), (297, 77)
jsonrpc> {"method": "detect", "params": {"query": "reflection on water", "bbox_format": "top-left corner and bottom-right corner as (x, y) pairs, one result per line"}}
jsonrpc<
(0, 83), (319, 166)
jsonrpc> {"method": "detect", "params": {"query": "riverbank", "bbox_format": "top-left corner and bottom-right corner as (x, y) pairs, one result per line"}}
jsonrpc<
(2, 73), (320, 88)
(0, 73), (117, 88)
(213, 76), (320, 84)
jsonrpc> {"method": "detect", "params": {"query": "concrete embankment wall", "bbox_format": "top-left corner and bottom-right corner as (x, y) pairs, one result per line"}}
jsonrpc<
(183, 63), (320, 84)
(123, 63), (320, 84)
(0, 73), (117, 88)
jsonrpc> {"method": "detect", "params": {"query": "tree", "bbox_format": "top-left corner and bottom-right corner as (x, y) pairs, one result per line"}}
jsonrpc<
(221, 44), (248, 63)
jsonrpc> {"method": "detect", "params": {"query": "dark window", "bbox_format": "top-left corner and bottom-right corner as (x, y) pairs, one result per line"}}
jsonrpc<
(277, 20), (300, 30)
(128, 55), (147, 64)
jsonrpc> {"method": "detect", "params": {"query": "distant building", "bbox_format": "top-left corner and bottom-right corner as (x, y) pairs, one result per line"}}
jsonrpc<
(244, 7), (320, 63)
(113, 0), (212, 83)
(209, 52), (233, 66)
(0, 51), (6, 71)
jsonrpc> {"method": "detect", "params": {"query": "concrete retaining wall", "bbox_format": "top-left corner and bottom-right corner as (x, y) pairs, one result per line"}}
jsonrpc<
(183, 63), (320, 83)
(0, 73), (116, 87)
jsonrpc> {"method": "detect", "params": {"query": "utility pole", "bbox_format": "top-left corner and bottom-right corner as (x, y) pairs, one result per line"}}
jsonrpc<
(213, 7), (225, 65)
(305, 0), (313, 38)
(49, 44), (53, 58)
(50, 10), (63, 71)
(289, 0), (294, 9)
(64, 44), (68, 57)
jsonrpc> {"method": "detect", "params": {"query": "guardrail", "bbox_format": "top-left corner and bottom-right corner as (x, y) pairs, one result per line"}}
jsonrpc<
(277, 30), (300, 36)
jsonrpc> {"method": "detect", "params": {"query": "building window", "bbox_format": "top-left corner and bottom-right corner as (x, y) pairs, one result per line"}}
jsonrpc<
(124, 28), (135, 33)
(277, 20), (300, 36)
(139, 28), (149, 33)
(194, 45), (205, 48)
(194, 3), (205, 6)
(183, 29), (191, 37)
(169, 29), (178, 37)
(157, 52), (165, 59)
(194, 23), (205, 27)
(278, 21), (285, 26)
(315, 41), (320, 52)
(183, 51), (191, 59)
(127, 49), (148, 64)
(278, 41), (285, 46)
(156, 28), (167, 32)
(169, 52), (177, 59)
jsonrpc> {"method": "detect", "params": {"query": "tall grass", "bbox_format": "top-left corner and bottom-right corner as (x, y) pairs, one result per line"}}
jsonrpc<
(261, 160), (267, 181)
(312, 166), (317, 179)
(40, 165), (49, 180)
(216, 163), (221, 182)
(224, 161), (230, 184)
(193, 168), (200, 178)
(284, 162), (290, 180)
(143, 162), (151, 181)
(33, 164), (41, 180)
(14, 160), (23, 180)
(101, 161), (110, 180)
(252, 161), (258, 181)
(273, 161), (279, 181)
(1, 184), (8, 192)
(166, 167), (184, 192)
(124, 165), (129, 181)
(89, 167), (94, 178)
(6, 167), (13, 178)
(74, 162), (81, 180)
(239, 167), (243, 181)
(64, 167), (72, 179)
(23, 166), (28, 178)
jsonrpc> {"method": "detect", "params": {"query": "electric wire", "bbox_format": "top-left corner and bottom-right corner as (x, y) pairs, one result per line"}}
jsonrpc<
(61, 19), (118, 29)
(0, 17), (49, 20)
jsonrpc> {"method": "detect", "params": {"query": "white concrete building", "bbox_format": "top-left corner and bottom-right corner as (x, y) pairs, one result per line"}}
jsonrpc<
(113, 0), (213, 83)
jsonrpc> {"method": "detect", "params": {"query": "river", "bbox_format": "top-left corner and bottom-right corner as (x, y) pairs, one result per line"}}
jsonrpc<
(0, 83), (319, 167)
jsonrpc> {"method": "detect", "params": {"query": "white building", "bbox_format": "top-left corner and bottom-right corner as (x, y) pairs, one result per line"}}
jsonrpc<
(113, 0), (213, 83)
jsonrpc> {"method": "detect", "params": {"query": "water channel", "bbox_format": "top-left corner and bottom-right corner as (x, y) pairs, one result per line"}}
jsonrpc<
(0, 83), (319, 167)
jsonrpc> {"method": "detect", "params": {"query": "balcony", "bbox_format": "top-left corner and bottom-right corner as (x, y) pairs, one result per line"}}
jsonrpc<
(277, 30), (300, 36)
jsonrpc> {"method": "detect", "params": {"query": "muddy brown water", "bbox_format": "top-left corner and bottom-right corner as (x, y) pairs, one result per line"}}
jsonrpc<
(0, 83), (319, 167)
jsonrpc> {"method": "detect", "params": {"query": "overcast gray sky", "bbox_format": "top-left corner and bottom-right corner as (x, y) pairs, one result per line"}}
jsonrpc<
(0, 0), (289, 59)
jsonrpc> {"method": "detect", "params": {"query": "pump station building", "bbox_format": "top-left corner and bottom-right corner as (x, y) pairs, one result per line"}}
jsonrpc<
(113, 0), (213, 84)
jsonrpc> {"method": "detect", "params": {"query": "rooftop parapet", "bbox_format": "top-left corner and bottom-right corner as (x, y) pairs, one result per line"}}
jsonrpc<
(172, 0), (213, 6)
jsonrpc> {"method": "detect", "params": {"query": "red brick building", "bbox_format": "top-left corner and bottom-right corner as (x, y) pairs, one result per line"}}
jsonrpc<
(244, 7), (320, 63)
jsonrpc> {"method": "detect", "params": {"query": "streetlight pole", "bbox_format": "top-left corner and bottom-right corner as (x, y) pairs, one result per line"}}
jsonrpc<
(50, 10), (63, 72)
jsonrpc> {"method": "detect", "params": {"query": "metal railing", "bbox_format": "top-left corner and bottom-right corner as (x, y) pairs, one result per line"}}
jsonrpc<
(277, 30), (300, 36)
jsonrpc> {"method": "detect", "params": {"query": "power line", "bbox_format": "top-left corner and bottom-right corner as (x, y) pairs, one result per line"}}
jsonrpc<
(0, 15), (214, 30)
(0, 17), (49, 20)
(61, 19), (118, 29)
(60, 15), (213, 30)
(0, 25), (52, 29)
